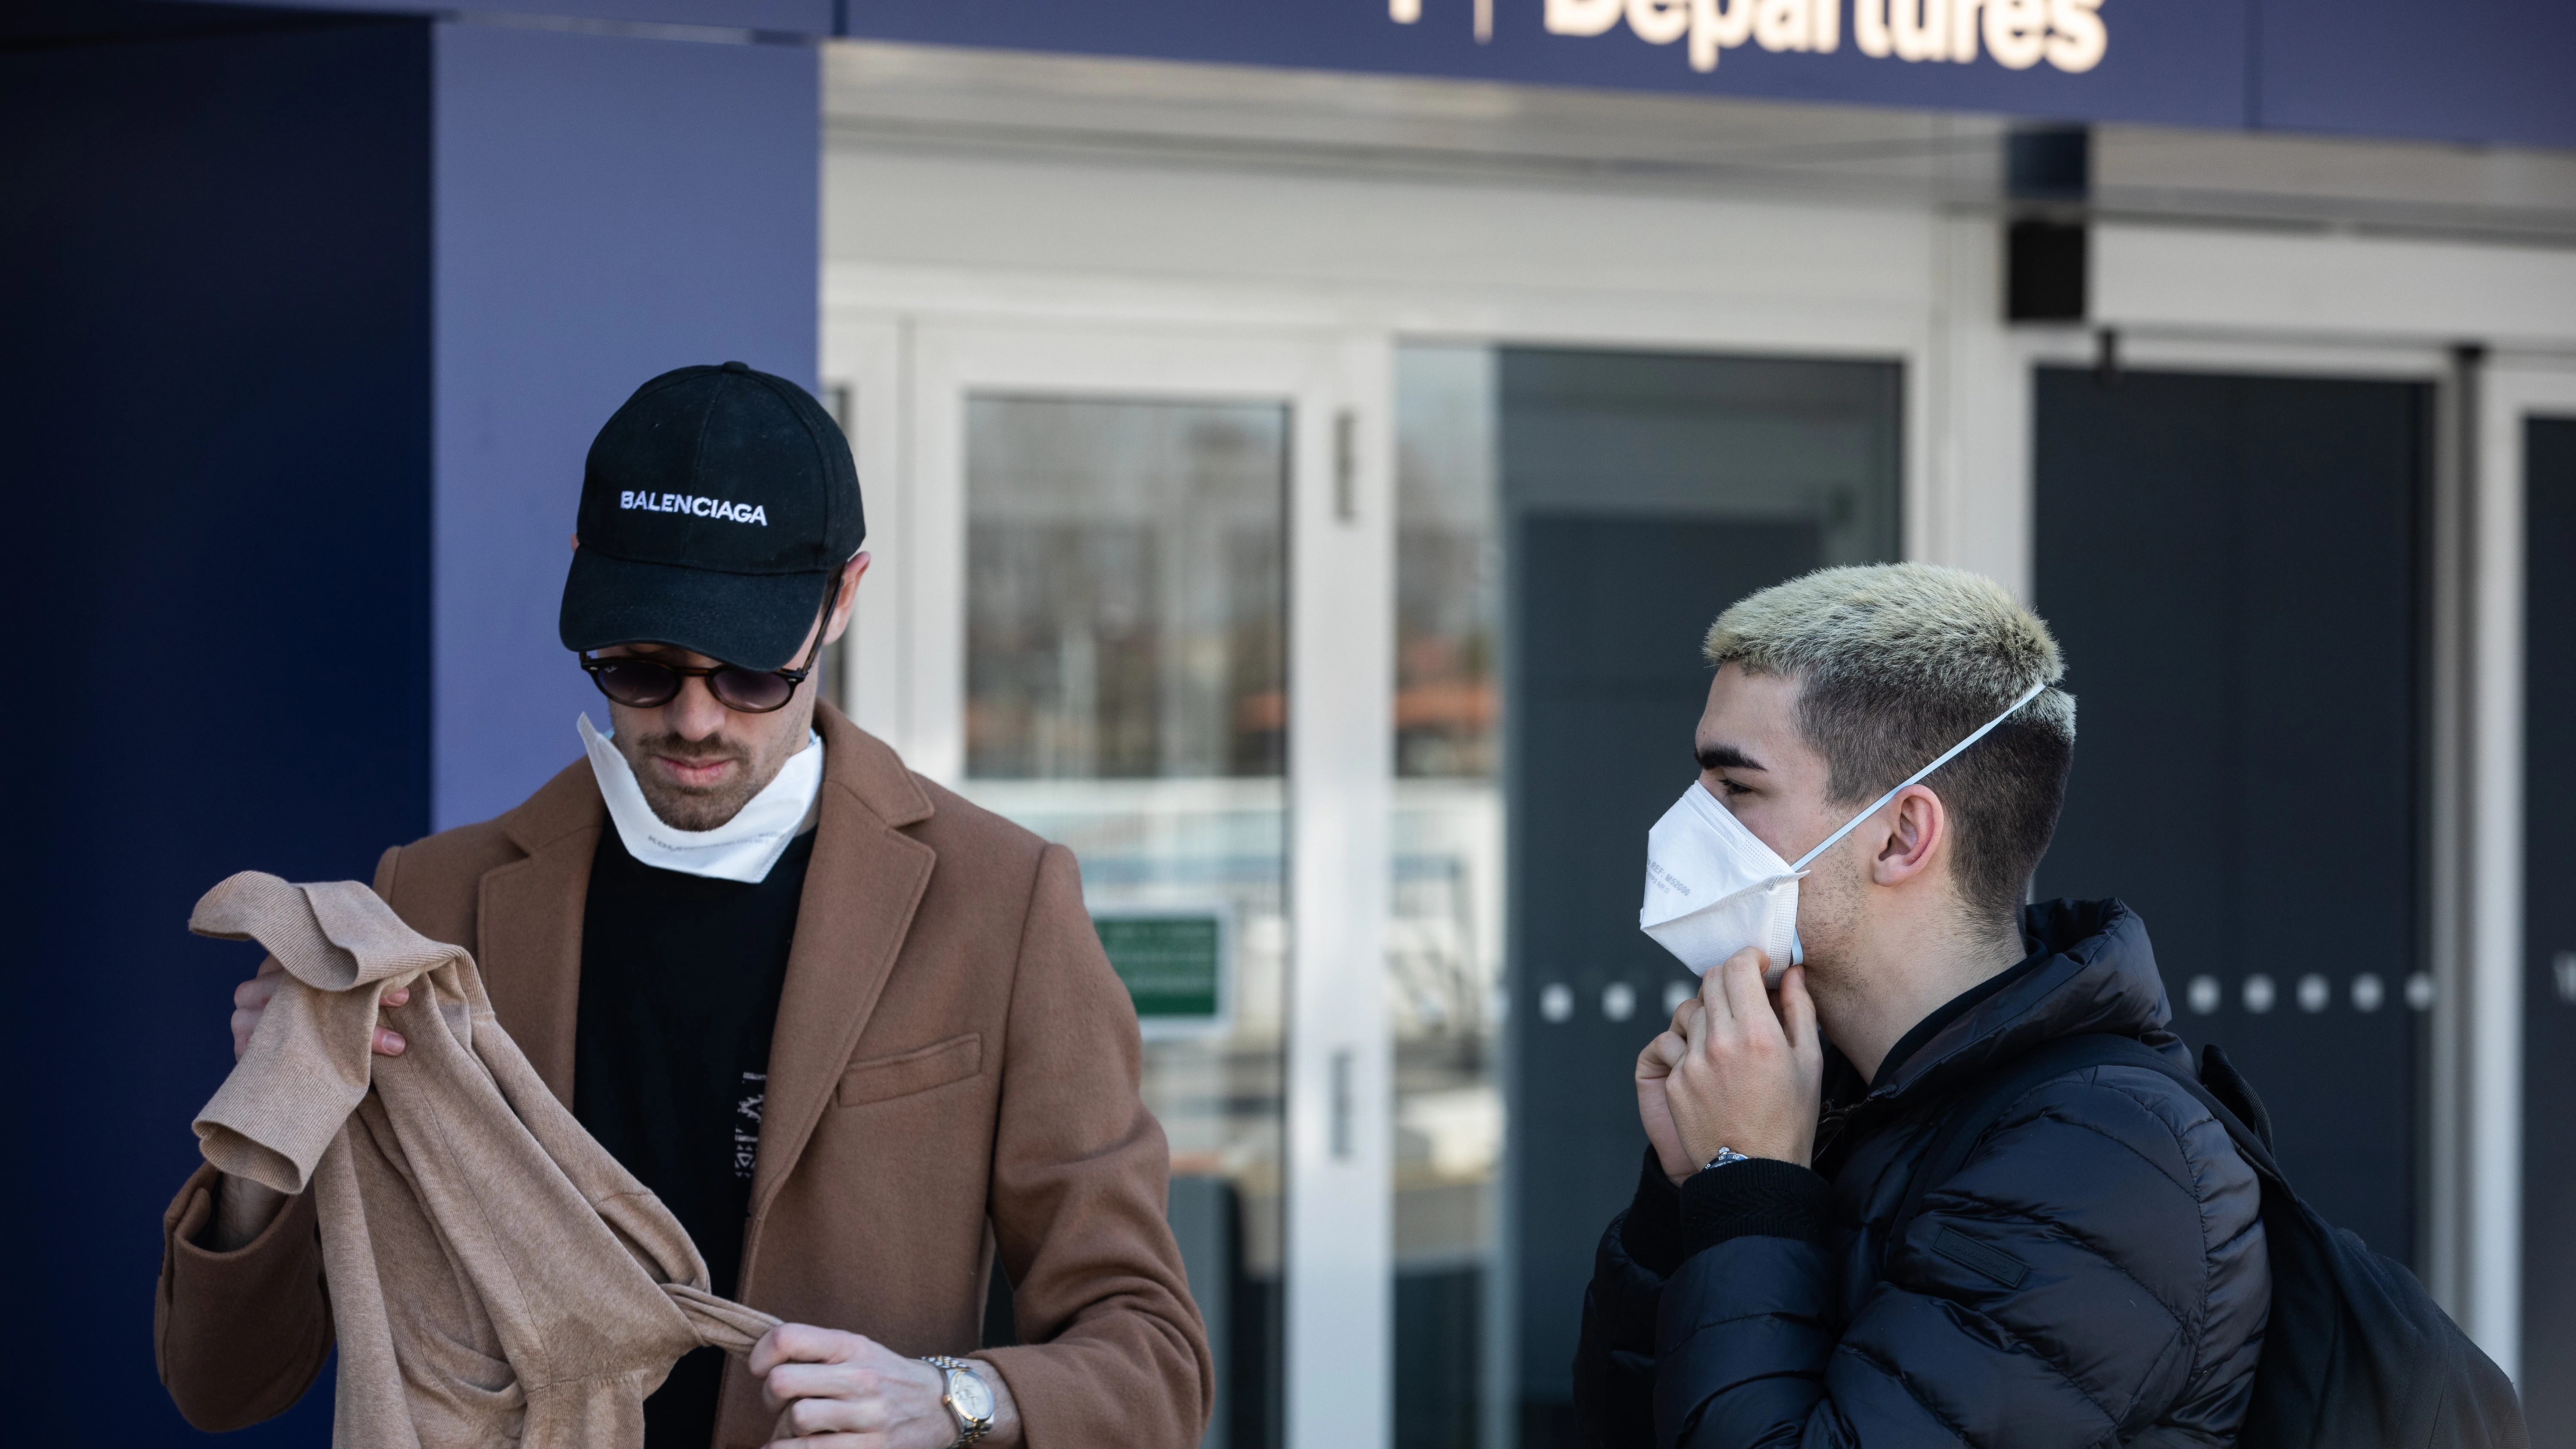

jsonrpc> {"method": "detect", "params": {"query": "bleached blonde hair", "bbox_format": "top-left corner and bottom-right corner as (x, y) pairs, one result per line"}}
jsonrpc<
(1704, 563), (2077, 926)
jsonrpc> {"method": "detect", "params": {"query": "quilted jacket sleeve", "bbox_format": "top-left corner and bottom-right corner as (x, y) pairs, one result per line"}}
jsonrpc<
(1574, 1150), (1692, 1449)
(1653, 1066), (2268, 1449)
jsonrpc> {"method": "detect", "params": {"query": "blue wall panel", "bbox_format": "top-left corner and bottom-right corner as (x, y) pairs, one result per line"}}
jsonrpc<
(0, 16), (819, 1437)
(2254, 0), (2576, 147)
(0, 18), (434, 1441)
(430, 25), (820, 829)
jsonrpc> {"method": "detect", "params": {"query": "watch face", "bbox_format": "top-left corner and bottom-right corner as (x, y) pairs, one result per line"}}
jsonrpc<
(951, 1370), (995, 1421)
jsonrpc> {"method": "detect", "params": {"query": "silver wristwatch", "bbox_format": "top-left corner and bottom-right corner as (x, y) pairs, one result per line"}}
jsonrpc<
(1702, 1146), (1752, 1171)
(923, 1355), (996, 1447)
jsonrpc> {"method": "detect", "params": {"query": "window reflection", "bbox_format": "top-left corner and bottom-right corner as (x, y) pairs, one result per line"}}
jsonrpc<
(963, 394), (1290, 1449)
(1392, 346), (1507, 1449)
(966, 396), (1287, 781)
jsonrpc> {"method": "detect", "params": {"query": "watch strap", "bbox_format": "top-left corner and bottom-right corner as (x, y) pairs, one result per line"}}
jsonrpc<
(922, 1355), (993, 1446)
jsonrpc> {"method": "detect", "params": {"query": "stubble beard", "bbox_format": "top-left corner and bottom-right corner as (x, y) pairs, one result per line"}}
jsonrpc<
(618, 730), (764, 832)
(1789, 849), (1866, 1031)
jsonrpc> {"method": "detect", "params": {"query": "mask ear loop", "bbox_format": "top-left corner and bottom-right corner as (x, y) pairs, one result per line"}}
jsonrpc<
(1787, 678), (2052, 874)
(1768, 679), (2046, 971)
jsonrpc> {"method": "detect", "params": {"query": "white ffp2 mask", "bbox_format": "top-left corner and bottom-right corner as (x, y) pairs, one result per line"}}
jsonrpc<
(579, 713), (823, 884)
(1640, 679), (2047, 981)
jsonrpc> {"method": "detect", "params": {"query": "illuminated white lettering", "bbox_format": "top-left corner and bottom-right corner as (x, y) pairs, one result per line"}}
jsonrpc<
(1630, 0), (1690, 46)
(1689, 0), (1756, 68)
(1755, 0), (1810, 52)
(1546, 0), (1624, 35)
(1493, 0), (2101, 80)
(1854, 0), (1893, 55)
(1950, 0), (1983, 61)
(1893, 0), (1947, 61)
(1984, 0), (2044, 67)
(2045, 0), (2105, 71)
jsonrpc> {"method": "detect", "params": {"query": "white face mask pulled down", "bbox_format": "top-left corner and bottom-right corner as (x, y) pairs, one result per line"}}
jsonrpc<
(578, 713), (823, 884)
(1640, 679), (2047, 984)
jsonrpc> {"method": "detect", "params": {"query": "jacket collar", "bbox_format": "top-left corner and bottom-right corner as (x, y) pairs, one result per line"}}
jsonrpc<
(471, 702), (938, 1117)
(1860, 898), (2179, 1112)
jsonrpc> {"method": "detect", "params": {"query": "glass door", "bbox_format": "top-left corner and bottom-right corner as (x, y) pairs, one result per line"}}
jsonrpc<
(866, 322), (1395, 1449)
(965, 392), (1293, 1449)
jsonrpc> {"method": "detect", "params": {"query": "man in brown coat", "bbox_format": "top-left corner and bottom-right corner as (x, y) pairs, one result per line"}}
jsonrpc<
(158, 361), (1212, 1449)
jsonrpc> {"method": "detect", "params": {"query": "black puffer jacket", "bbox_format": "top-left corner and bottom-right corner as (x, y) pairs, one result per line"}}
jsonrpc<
(1574, 900), (2269, 1449)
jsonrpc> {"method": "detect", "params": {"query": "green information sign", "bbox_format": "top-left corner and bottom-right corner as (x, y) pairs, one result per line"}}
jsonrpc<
(1093, 913), (1224, 1023)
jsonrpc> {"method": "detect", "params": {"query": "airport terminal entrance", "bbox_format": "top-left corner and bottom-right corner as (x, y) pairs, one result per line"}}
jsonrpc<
(2032, 366), (2434, 1267)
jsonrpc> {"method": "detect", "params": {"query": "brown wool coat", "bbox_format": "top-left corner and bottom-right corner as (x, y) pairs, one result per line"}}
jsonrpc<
(156, 705), (1213, 1449)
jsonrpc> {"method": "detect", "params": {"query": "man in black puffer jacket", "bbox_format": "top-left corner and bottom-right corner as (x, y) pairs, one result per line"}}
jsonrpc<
(1580, 564), (2268, 1448)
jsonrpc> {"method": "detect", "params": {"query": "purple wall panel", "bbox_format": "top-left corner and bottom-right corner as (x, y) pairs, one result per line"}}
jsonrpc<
(432, 24), (818, 829)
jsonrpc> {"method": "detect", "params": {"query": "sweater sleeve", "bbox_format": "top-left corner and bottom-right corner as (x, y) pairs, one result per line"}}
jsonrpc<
(155, 1162), (334, 1430)
(975, 844), (1215, 1449)
(1652, 1073), (2255, 1449)
(153, 845), (411, 1429)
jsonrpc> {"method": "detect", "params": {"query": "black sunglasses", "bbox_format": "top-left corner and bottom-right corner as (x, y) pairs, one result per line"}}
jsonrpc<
(578, 593), (831, 715)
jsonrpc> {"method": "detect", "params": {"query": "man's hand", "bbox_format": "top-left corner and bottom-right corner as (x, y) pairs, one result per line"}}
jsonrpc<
(233, 958), (408, 1060)
(751, 1324), (1022, 1448)
(1636, 1013), (1698, 1185)
(208, 962), (410, 1251)
(1637, 948), (1824, 1177)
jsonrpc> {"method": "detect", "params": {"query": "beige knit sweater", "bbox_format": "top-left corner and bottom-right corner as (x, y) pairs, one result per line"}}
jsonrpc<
(188, 870), (779, 1448)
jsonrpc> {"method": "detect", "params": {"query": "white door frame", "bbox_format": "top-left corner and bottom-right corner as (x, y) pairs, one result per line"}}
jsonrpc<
(844, 314), (1398, 1449)
(2456, 357), (2576, 1381)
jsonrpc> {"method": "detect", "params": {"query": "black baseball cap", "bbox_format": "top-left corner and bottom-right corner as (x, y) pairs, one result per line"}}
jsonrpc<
(559, 361), (865, 671)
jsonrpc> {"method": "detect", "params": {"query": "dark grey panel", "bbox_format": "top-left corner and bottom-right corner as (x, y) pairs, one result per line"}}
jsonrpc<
(2033, 366), (2430, 1267)
(1497, 347), (1901, 1423)
(1508, 513), (1821, 1404)
(2522, 415), (2576, 1443)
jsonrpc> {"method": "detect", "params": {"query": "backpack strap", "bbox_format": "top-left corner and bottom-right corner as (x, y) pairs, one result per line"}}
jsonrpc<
(1882, 1033), (2285, 1275)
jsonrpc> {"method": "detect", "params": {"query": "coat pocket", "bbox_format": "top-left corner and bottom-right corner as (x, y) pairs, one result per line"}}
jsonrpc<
(835, 1033), (983, 1108)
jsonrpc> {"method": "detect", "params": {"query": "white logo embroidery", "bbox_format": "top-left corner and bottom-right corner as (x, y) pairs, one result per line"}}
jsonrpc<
(619, 490), (769, 526)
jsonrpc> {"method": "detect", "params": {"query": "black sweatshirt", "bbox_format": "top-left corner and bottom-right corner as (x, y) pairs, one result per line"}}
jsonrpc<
(575, 822), (817, 1447)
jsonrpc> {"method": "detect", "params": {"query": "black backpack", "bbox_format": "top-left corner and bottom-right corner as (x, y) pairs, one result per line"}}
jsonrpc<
(1886, 1033), (2528, 1449)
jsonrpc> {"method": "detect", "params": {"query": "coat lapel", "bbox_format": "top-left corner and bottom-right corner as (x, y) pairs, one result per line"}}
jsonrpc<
(476, 759), (606, 1107)
(747, 709), (938, 1232)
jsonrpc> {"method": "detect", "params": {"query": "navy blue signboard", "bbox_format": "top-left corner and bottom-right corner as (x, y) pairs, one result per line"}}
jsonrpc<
(833, 0), (2575, 146)
(848, 0), (2243, 129)
(129, 0), (2576, 148)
